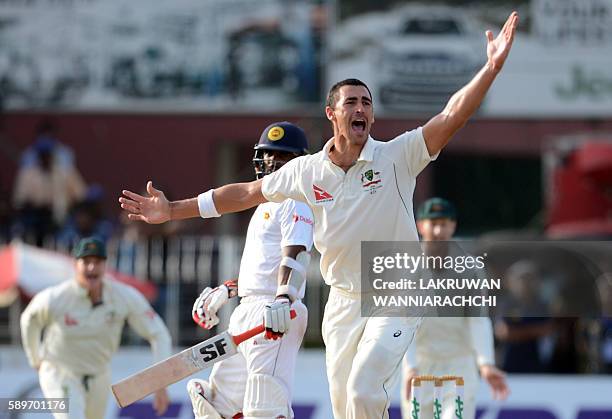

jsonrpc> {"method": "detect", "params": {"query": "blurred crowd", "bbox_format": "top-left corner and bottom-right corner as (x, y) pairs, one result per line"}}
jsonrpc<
(0, 120), (184, 251)
(2, 120), (111, 248)
(493, 260), (612, 375)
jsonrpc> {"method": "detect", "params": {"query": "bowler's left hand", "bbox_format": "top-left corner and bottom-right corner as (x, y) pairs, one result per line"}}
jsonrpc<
(486, 11), (519, 73)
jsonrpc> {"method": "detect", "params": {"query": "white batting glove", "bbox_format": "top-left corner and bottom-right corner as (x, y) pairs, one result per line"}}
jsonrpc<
(264, 297), (291, 340)
(192, 286), (228, 329)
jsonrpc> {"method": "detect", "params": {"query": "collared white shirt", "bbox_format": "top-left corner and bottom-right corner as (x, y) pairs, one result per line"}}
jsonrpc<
(20, 278), (171, 375)
(262, 127), (437, 293)
(238, 200), (314, 298)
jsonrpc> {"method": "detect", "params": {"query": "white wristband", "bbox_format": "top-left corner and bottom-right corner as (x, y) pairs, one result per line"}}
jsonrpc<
(197, 189), (221, 218)
(277, 284), (299, 301)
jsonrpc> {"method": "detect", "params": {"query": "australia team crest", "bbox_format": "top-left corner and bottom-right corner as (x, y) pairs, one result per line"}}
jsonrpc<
(361, 169), (383, 194)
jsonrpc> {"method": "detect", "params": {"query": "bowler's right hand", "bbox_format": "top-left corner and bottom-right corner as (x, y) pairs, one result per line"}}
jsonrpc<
(119, 181), (170, 224)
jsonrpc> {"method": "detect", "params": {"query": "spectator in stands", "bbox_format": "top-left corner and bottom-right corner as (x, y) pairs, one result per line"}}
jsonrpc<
(495, 260), (555, 373)
(12, 123), (86, 246)
(20, 120), (75, 168)
(57, 185), (114, 247)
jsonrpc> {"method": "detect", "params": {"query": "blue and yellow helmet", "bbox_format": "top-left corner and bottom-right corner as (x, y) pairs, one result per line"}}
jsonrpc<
(253, 122), (309, 179)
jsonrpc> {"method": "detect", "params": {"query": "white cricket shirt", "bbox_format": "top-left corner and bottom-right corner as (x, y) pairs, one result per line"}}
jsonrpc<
(262, 127), (437, 293)
(405, 317), (496, 367)
(20, 278), (172, 375)
(238, 200), (314, 298)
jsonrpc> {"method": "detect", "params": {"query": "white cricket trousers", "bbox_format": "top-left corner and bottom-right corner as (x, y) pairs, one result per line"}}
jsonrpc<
(206, 295), (307, 418)
(39, 360), (110, 419)
(322, 287), (421, 419)
(400, 356), (479, 419)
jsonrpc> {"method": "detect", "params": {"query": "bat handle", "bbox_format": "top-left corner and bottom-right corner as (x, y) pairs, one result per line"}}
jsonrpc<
(232, 309), (297, 346)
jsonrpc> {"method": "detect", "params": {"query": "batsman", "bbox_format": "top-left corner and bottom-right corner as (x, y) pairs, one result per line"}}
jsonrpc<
(187, 122), (314, 419)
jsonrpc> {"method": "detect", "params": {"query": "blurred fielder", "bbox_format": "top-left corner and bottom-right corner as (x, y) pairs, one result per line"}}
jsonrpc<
(187, 122), (314, 418)
(119, 11), (518, 419)
(20, 237), (172, 419)
(401, 198), (509, 419)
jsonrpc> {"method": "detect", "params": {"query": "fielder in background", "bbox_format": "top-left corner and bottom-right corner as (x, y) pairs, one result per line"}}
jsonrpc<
(20, 237), (172, 419)
(401, 198), (509, 419)
(119, 12), (518, 419)
(187, 122), (314, 419)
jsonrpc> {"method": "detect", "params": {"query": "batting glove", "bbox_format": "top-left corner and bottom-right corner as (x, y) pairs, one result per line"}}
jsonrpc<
(192, 280), (238, 329)
(264, 296), (291, 340)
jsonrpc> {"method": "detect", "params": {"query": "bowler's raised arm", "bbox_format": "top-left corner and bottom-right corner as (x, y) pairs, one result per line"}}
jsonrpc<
(422, 11), (519, 156)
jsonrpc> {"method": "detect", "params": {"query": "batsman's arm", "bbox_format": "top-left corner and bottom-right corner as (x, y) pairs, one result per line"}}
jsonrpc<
(276, 245), (308, 296)
(422, 11), (518, 156)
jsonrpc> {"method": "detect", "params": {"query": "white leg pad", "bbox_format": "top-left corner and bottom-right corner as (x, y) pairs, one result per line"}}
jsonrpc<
(243, 374), (291, 419)
(187, 379), (222, 419)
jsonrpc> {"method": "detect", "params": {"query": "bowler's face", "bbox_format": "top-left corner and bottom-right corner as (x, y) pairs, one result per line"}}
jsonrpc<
(326, 85), (374, 145)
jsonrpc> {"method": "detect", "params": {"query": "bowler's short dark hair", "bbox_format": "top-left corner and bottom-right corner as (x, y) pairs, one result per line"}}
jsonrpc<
(326, 79), (373, 108)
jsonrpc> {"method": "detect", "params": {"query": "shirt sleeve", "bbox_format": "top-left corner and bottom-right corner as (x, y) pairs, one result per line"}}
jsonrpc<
(468, 317), (496, 367)
(20, 290), (52, 368)
(261, 156), (305, 203)
(278, 200), (314, 250)
(388, 127), (439, 177)
(123, 286), (172, 363)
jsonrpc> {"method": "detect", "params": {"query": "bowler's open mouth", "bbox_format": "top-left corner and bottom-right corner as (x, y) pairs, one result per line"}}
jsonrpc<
(352, 120), (366, 133)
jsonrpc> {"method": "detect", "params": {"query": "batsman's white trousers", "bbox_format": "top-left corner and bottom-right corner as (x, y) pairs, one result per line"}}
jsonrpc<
(205, 295), (307, 418)
(38, 360), (109, 419)
(322, 287), (421, 419)
(400, 356), (479, 419)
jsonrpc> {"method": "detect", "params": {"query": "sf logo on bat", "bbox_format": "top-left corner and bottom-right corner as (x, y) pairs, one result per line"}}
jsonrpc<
(198, 338), (229, 363)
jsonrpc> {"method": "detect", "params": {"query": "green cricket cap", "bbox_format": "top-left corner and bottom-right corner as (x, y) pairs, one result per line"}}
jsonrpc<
(73, 237), (107, 259)
(417, 197), (456, 220)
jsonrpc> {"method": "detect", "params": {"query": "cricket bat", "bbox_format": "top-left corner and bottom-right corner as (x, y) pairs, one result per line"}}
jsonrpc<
(111, 309), (297, 407)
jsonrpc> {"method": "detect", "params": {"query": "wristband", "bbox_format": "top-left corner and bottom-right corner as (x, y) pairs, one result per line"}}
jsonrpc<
(197, 189), (221, 218)
(277, 284), (299, 302)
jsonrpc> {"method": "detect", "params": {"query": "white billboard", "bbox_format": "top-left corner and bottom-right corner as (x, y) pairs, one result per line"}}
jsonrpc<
(328, 0), (612, 117)
(0, 0), (325, 111)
